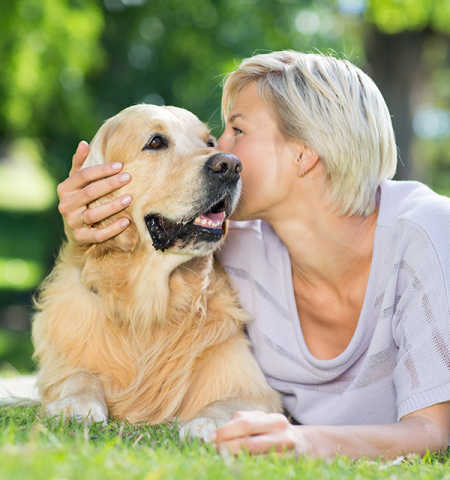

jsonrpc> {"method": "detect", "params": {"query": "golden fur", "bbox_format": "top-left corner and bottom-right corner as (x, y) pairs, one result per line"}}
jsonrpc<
(32, 105), (281, 430)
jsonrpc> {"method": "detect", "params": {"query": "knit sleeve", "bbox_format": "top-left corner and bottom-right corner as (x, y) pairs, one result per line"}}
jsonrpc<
(392, 223), (450, 421)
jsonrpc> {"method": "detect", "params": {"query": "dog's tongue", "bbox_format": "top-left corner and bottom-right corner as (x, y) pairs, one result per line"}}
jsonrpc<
(193, 211), (226, 229)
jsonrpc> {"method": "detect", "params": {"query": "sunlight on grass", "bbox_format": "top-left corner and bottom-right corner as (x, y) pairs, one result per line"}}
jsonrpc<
(0, 138), (56, 212)
(0, 257), (43, 290)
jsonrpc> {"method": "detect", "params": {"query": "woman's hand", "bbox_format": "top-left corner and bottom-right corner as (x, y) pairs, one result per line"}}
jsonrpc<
(212, 411), (305, 456)
(212, 404), (450, 460)
(57, 141), (133, 244)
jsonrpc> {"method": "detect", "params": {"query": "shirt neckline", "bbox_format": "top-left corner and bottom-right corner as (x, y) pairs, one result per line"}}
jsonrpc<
(282, 186), (384, 371)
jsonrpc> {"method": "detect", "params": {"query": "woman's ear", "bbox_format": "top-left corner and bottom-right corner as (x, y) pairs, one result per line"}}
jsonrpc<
(296, 144), (319, 177)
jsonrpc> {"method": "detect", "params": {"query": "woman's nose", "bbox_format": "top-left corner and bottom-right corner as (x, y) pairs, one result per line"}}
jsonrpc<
(217, 133), (229, 152)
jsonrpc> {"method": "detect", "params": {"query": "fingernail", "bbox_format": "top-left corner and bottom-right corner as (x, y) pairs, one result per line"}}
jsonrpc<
(120, 218), (130, 227)
(112, 162), (122, 170)
(121, 195), (132, 205)
(77, 140), (89, 153)
(120, 173), (130, 182)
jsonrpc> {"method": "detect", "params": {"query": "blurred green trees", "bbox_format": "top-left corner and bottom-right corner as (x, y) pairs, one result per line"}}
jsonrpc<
(0, 0), (104, 139)
(0, 0), (448, 371)
(0, 1), (105, 352)
(368, 0), (449, 32)
(365, 0), (450, 181)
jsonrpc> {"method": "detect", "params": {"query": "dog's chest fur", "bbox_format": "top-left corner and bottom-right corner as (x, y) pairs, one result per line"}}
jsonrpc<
(34, 246), (248, 424)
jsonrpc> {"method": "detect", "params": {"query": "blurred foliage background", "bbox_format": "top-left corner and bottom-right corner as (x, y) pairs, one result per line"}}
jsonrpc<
(0, 0), (449, 373)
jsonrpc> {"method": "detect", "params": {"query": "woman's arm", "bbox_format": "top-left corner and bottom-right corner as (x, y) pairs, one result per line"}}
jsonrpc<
(212, 402), (449, 459)
(57, 140), (133, 244)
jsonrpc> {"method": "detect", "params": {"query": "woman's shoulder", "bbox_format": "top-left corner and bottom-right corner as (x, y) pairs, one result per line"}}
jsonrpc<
(376, 180), (450, 287)
(378, 180), (449, 252)
(217, 220), (264, 260)
(214, 219), (290, 318)
(378, 180), (450, 228)
(215, 219), (286, 273)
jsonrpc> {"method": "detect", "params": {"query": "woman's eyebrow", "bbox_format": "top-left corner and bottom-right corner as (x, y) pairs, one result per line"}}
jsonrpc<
(228, 113), (244, 123)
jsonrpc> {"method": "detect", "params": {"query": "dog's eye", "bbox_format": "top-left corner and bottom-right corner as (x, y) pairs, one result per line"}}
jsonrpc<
(207, 139), (216, 148)
(143, 135), (167, 151)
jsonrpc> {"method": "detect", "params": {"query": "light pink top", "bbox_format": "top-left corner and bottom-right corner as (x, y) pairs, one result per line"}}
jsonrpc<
(216, 180), (450, 435)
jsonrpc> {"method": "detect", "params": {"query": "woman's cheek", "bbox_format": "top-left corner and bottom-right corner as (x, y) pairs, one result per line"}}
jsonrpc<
(238, 155), (258, 191)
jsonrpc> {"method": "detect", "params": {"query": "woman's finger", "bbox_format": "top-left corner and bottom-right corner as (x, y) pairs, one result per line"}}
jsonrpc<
(72, 218), (130, 245)
(65, 193), (132, 231)
(58, 162), (125, 200)
(64, 206), (89, 231)
(81, 195), (133, 226)
(70, 141), (91, 175)
(214, 412), (289, 442)
(58, 171), (131, 215)
(217, 431), (296, 456)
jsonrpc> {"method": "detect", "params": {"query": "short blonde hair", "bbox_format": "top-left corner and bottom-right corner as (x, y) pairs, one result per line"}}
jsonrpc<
(222, 51), (397, 216)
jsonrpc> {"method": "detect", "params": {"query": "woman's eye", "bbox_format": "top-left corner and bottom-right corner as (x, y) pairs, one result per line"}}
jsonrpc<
(232, 127), (243, 135)
(143, 135), (167, 151)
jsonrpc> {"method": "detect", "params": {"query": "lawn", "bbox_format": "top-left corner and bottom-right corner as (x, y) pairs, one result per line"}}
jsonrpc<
(0, 334), (449, 479)
(0, 405), (448, 480)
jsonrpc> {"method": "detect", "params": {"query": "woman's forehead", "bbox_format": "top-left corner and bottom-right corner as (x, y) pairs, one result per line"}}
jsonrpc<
(229, 82), (261, 112)
(227, 84), (279, 127)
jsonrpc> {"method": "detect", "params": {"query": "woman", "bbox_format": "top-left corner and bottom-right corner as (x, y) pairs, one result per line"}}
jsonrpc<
(56, 51), (449, 459)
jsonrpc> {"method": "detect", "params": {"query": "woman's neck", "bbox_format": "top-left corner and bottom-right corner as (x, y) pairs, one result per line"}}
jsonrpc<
(264, 190), (379, 297)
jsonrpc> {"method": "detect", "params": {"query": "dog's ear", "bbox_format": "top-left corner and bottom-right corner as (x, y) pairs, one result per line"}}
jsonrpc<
(79, 115), (139, 254)
(81, 216), (138, 293)
(82, 115), (122, 169)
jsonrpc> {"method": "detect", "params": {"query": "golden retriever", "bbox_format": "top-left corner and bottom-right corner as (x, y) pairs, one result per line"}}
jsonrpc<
(32, 104), (281, 440)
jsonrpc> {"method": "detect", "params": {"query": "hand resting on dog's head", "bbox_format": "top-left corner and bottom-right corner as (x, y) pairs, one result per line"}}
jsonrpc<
(57, 140), (133, 245)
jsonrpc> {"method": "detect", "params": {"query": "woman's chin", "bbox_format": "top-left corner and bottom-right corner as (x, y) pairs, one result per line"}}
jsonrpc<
(229, 202), (262, 222)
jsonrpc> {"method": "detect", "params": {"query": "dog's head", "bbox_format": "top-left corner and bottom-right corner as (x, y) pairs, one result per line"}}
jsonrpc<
(82, 104), (241, 257)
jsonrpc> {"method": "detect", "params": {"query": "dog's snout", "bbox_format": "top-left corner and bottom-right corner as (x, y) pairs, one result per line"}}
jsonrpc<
(205, 153), (242, 182)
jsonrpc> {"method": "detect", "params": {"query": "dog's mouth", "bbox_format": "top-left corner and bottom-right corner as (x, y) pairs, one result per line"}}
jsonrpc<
(144, 195), (232, 252)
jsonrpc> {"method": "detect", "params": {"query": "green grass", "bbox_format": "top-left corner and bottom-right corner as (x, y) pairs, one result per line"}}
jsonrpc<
(0, 329), (35, 374)
(0, 406), (448, 480)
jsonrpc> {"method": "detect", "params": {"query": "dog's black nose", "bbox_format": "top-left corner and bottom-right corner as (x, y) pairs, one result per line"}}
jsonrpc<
(205, 153), (242, 182)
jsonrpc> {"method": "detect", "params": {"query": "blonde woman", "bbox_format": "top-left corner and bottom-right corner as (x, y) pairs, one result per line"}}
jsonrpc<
(56, 51), (449, 459)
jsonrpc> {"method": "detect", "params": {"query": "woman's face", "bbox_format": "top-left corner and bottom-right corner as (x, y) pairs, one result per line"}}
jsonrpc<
(217, 82), (298, 221)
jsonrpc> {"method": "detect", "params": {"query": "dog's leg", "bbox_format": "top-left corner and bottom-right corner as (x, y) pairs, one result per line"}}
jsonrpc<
(43, 371), (108, 424)
(179, 398), (275, 442)
(178, 333), (282, 442)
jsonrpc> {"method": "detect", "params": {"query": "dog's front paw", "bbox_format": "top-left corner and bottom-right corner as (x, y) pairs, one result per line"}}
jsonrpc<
(45, 395), (108, 425)
(179, 417), (226, 442)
